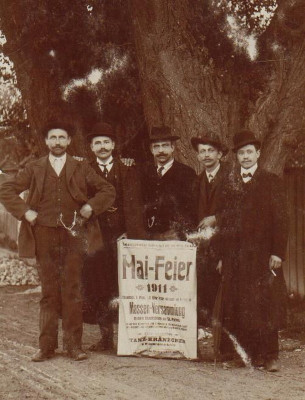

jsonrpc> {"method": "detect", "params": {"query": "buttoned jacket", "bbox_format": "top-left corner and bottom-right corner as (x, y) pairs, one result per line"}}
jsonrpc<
(0, 154), (115, 257)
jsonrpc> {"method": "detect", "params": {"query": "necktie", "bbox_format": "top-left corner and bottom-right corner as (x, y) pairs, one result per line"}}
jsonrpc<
(53, 158), (62, 176)
(99, 164), (108, 177)
(242, 173), (252, 179)
(208, 174), (214, 183)
(157, 166), (164, 178)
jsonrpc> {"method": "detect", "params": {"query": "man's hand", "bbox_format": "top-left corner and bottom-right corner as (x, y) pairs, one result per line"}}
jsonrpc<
(120, 158), (135, 167)
(80, 204), (93, 219)
(269, 255), (282, 270)
(197, 215), (217, 230)
(73, 156), (85, 162)
(216, 260), (222, 274)
(24, 210), (38, 226)
(160, 229), (180, 241)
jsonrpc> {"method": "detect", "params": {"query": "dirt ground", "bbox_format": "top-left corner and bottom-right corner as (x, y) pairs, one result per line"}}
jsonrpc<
(0, 284), (304, 400)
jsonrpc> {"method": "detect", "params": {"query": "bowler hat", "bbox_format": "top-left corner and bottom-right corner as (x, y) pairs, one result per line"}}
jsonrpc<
(232, 130), (261, 152)
(43, 120), (75, 137)
(149, 126), (180, 143)
(85, 122), (116, 142)
(191, 134), (228, 156)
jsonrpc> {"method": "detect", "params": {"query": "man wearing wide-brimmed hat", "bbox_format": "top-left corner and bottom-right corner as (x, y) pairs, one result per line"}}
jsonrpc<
(142, 126), (196, 240)
(83, 121), (146, 351)
(0, 120), (115, 362)
(217, 129), (288, 372)
(191, 133), (229, 325)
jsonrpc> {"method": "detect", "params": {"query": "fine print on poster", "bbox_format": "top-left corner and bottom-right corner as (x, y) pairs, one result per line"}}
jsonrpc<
(117, 239), (197, 359)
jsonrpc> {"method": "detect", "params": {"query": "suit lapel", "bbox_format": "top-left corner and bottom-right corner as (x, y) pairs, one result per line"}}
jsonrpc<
(65, 154), (78, 183)
(90, 159), (102, 176)
(197, 171), (209, 220)
(160, 160), (176, 180)
(208, 164), (223, 199)
(32, 155), (48, 194)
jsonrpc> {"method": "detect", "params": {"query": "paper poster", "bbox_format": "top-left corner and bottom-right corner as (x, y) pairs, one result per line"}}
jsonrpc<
(117, 239), (197, 359)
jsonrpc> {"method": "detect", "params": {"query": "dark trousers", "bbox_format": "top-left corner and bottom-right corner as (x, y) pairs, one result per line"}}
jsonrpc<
(238, 330), (279, 361)
(82, 237), (118, 328)
(220, 329), (279, 362)
(197, 246), (220, 326)
(34, 225), (85, 352)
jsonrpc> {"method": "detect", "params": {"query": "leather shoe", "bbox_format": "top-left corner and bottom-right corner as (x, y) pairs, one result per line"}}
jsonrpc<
(67, 349), (88, 361)
(252, 355), (264, 368)
(31, 349), (55, 362)
(89, 326), (113, 352)
(265, 359), (280, 372)
(89, 339), (112, 352)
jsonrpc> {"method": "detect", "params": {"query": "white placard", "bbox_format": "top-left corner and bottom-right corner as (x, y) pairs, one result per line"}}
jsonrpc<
(117, 239), (197, 359)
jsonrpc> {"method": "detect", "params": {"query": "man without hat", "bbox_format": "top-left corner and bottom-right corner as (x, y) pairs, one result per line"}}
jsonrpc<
(216, 130), (288, 371)
(0, 121), (115, 361)
(141, 126), (196, 240)
(82, 122), (146, 350)
(191, 134), (229, 326)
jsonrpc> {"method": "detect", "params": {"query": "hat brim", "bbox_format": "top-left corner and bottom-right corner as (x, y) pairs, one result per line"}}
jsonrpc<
(86, 133), (116, 142)
(191, 137), (228, 156)
(232, 139), (261, 152)
(149, 135), (180, 143)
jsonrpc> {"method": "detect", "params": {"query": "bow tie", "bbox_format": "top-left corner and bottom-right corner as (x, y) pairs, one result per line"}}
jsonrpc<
(242, 172), (252, 178)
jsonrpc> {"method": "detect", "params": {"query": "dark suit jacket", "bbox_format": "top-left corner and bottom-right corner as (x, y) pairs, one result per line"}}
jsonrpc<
(195, 162), (229, 224)
(89, 158), (146, 239)
(0, 154), (115, 257)
(142, 160), (196, 236)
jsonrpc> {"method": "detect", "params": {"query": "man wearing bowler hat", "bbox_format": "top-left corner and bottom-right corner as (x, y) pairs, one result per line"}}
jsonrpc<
(0, 120), (115, 362)
(142, 126), (196, 240)
(217, 129), (288, 371)
(191, 134), (229, 325)
(83, 121), (146, 350)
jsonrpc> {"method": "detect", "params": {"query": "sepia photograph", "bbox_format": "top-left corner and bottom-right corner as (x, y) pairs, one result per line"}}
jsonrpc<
(0, 1), (305, 399)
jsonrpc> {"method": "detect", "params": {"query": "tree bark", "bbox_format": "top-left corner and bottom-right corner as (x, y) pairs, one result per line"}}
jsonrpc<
(0, 1), (87, 157)
(129, 0), (305, 175)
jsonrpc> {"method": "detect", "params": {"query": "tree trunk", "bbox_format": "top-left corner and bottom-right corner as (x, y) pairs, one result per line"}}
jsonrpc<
(129, 0), (242, 171)
(0, 1), (87, 157)
(129, 0), (305, 175)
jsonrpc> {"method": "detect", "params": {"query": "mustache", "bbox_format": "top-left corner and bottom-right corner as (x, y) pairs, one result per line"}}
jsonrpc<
(157, 153), (167, 156)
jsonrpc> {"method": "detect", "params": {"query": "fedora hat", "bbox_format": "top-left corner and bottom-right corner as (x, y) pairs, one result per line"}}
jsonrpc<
(85, 122), (116, 142)
(232, 130), (261, 152)
(43, 120), (75, 137)
(191, 134), (228, 156)
(149, 126), (180, 143)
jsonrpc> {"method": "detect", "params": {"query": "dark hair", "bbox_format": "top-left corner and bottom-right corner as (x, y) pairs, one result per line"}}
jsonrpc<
(196, 142), (222, 153)
(43, 120), (75, 138)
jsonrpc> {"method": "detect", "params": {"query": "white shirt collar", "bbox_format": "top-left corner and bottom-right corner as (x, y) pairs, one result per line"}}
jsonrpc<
(241, 163), (258, 182)
(241, 163), (258, 177)
(97, 155), (114, 172)
(49, 153), (67, 165)
(206, 163), (220, 182)
(157, 158), (174, 176)
(96, 155), (113, 166)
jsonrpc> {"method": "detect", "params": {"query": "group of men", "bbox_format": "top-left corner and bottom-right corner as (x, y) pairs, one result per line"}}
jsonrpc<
(0, 121), (288, 373)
